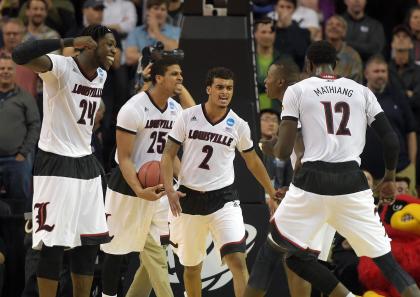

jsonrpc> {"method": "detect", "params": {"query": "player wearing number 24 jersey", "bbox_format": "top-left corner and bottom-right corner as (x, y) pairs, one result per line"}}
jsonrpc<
(161, 67), (278, 297)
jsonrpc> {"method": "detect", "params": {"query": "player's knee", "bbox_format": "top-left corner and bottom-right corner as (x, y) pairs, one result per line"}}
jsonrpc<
(37, 246), (65, 280)
(184, 263), (202, 278)
(224, 252), (247, 273)
(70, 245), (98, 276)
(285, 252), (317, 275)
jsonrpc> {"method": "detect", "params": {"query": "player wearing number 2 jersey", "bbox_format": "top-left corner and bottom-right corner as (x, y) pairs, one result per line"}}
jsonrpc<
(161, 67), (278, 297)
(12, 25), (117, 297)
(260, 41), (420, 297)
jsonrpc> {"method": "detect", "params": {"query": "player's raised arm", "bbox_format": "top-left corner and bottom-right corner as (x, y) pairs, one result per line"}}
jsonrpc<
(116, 129), (164, 201)
(12, 37), (97, 73)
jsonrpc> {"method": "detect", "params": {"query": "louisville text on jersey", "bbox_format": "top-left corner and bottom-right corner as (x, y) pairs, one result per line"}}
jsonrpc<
(145, 119), (174, 130)
(188, 129), (234, 147)
(71, 84), (103, 98)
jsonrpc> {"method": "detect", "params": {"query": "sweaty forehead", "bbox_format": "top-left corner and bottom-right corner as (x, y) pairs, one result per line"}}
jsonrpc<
(100, 32), (116, 44)
(212, 78), (233, 87)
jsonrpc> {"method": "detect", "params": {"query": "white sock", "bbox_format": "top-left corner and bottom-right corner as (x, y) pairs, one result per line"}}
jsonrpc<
(102, 294), (116, 297)
(346, 293), (356, 297)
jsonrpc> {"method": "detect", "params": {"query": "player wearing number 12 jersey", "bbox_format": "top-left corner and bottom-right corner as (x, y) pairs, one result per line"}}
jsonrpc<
(161, 67), (278, 297)
(263, 41), (420, 297)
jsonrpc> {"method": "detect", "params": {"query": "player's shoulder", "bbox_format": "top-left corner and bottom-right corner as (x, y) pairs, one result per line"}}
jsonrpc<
(47, 53), (73, 68)
(226, 109), (248, 128)
(120, 91), (148, 113)
(167, 97), (182, 111)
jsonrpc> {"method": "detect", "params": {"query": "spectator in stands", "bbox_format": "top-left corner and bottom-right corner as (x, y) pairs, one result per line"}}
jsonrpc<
(324, 15), (363, 83)
(268, 0), (321, 40)
(23, 0), (61, 43)
(396, 176), (411, 196)
(65, 0), (105, 38)
(272, 0), (311, 69)
(125, 0), (181, 66)
(361, 55), (418, 196)
(388, 25), (420, 193)
(254, 18), (282, 110)
(0, 54), (40, 204)
(342, 0), (385, 62)
(0, 18), (38, 98)
(102, 0), (137, 38)
(167, 0), (183, 28)
(260, 108), (293, 190)
(407, 6), (420, 66)
(19, 0), (76, 37)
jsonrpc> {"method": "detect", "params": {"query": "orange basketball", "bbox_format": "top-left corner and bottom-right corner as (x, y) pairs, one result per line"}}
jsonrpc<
(137, 160), (163, 188)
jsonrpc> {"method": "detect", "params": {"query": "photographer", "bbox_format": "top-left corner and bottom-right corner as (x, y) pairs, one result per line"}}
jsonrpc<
(125, 0), (181, 66)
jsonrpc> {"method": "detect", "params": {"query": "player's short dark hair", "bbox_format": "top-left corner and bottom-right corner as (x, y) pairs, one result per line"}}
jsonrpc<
(272, 57), (300, 86)
(365, 54), (387, 69)
(150, 56), (180, 85)
(306, 40), (337, 67)
(205, 67), (235, 87)
(80, 25), (113, 43)
(260, 108), (281, 123)
(146, 0), (169, 9)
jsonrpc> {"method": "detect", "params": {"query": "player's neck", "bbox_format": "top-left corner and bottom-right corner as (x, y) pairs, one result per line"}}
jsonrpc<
(204, 102), (228, 121)
(75, 54), (99, 78)
(313, 65), (334, 76)
(148, 88), (170, 109)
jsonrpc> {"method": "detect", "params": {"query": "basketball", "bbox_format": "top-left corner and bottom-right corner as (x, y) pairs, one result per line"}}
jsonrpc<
(137, 160), (163, 188)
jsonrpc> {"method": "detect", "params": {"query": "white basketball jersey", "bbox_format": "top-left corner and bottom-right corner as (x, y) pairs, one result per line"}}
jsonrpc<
(38, 54), (107, 157)
(169, 104), (253, 192)
(115, 91), (182, 171)
(282, 75), (383, 165)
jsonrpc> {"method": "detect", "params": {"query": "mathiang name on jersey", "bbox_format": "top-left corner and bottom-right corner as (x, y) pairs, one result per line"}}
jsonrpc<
(115, 91), (182, 171)
(169, 104), (254, 192)
(282, 75), (383, 165)
(38, 54), (107, 157)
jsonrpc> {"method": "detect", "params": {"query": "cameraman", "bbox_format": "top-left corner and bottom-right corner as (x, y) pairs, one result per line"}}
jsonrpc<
(125, 0), (181, 66)
(100, 56), (193, 297)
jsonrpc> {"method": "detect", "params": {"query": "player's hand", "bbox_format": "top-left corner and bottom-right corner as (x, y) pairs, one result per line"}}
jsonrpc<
(168, 190), (186, 217)
(138, 184), (165, 201)
(375, 180), (396, 205)
(73, 36), (97, 50)
(260, 136), (278, 157)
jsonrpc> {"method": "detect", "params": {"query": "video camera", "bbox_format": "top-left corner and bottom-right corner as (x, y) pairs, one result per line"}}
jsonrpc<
(140, 41), (184, 69)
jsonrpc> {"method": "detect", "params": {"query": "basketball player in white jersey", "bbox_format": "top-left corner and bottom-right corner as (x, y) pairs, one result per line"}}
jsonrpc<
(245, 58), (336, 297)
(161, 67), (279, 297)
(100, 57), (183, 297)
(258, 41), (420, 297)
(12, 25), (117, 297)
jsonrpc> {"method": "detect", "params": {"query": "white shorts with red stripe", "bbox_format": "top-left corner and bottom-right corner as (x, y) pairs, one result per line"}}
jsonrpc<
(169, 200), (245, 266)
(272, 184), (391, 258)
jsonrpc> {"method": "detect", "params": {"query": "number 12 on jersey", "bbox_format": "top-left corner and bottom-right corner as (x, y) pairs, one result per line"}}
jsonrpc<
(321, 101), (351, 136)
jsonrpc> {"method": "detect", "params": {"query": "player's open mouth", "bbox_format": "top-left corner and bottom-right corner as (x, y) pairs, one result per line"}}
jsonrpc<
(106, 56), (114, 65)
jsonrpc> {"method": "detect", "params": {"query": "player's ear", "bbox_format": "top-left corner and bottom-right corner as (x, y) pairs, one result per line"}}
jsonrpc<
(206, 86), (211, 95)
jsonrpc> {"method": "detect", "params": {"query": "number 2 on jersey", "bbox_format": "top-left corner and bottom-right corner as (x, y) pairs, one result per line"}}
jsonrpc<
(77, 99), (97, 125)
(321, 101), (351, 135)
(198, 145), (213, 170)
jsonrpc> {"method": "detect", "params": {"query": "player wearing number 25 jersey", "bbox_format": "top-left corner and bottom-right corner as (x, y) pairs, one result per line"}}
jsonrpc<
(162, 67), (277, 297)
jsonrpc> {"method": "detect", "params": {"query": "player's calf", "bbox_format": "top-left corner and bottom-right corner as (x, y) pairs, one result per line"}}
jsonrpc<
(69, 245), (98, 297)
(37, 246), (65, 297)
(101, 253), (124, 297)
(184, 262), (203, 297)
(224, 252), (249, 297)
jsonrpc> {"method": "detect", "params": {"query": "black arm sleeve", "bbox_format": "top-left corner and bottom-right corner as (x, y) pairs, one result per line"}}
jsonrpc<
(12, 38), (72, 65)
(370, 112), (400, 171)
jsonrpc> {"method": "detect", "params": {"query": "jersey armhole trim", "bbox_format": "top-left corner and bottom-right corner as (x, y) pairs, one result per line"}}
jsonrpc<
(44, 54), (53, 72)
(242, 146), (254, 153)
(282, 116), (298, 122)
(168, 135), (182, 145)
(116, 126), (137, 135)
